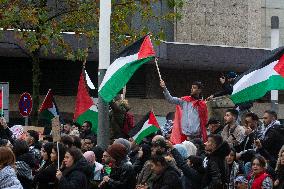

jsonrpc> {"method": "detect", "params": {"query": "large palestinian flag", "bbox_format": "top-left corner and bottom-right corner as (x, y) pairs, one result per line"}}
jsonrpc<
(129, 111), (160, 144)
(39, 89), (59, 121)
(99, 35), (155, 102)
(231, 47), (284, 104)
(74, 71), (98, 133)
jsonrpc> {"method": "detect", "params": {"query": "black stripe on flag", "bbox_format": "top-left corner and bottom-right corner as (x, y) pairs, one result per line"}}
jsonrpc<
(234, 46), (284, 84)
(129, 111), (150, 137)
(115, 35), (147, 60)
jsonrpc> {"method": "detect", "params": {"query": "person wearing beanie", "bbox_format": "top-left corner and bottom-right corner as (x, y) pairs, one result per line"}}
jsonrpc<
(99, 143), (136, 189)
(83, 151), (103, 181)
(107, 143), (127, 163)
(113, 138), (131, 154)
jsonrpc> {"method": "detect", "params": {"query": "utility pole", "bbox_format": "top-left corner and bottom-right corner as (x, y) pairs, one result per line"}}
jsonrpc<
(271, 16), (279, 113)
(97, 0), (111, 149)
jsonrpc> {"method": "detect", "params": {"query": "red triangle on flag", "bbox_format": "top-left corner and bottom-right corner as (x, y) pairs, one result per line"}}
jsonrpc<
(274, 54), (284, 77)
(148, 111), (160, 129)
(138, 35), (156, 59)
(74, 73), (94, 120)
(39, 89), (54, 112)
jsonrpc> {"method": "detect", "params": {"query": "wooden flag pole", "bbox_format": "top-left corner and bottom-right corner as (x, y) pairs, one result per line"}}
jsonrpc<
(155, 58), (162, 81)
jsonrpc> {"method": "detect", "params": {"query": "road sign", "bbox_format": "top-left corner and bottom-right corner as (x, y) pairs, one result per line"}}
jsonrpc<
(19, 92), (33, 117)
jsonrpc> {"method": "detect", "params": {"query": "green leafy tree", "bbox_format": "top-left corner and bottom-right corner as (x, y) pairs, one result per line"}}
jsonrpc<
(0, 0), (183, 125)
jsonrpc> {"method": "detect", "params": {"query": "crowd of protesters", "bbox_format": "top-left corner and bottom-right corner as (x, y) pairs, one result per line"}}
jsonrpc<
(1, 109), (284, 189)
(1, 76), (284, 189)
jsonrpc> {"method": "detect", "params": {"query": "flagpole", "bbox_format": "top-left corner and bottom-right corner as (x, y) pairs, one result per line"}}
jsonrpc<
(155, 58), (162, 81)
(271, 16), (279, 113)
(98, 0), (111, 149)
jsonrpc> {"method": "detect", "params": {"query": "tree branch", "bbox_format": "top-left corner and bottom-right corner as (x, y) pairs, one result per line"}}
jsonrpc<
(44, 7), (93, 23)
(113, 0), (135, 7)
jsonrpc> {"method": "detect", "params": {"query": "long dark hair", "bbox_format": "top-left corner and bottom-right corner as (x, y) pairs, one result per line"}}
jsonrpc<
(13, 140), (29, 157)
(42, 142), (54, 166)
(52, 143), (66, 165)
(66, 147), (83, 164)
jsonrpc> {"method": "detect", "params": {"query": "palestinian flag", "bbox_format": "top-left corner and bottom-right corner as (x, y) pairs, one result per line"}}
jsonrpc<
(231, 47), (284, 104)
(129, 111), (160, 144)
(74, 72), (98, 133)
(39, 89), (59, 121)
(99, 35), (155, 102)
(0, 88), (3, 116)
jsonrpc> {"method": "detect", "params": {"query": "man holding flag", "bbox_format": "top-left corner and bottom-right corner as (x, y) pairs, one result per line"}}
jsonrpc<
(160, 80), (208, 144)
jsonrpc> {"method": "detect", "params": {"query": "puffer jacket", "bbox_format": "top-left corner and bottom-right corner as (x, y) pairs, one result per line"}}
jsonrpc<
(0, 165), (23, 189)
(100, 158), (136, 189)
(202, 141), (231, 189)
(58, 158), (94, 189)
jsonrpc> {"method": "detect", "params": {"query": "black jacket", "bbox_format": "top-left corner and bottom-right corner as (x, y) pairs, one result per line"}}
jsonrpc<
(34, 163), (58, 189)
(275, 166), (284, 189)
(171, 148), (203, 189)
(151, 165), (182, 189)
(101, 159), (136, 189)
(236, 132), (255, 153)
(16, 152), (37, 189)
(213, 82), (233, 97)
(262, 123), (284, 167)
(202, 141), (231, 189)
(0, 126), (13, 141)
(59, 158), (94, 189)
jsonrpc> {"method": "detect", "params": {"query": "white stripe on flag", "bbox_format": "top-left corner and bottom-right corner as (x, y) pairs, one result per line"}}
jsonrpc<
(99, 54), (138, 91)
(133, 120), (150, 140)
(85, 70), (96, 90)
(233, 61), (279, 94)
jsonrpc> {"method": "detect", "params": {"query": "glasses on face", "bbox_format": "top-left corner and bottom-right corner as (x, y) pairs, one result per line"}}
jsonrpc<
(263, 117), (268, 119)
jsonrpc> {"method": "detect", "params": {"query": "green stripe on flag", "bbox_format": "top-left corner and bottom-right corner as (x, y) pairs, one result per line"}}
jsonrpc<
(134, 126), (159, 144)
(39, 109), (55, 120)
(76, 109), (98, 133)
(99, 56), (154, 102)
(231, 75), (284, 104)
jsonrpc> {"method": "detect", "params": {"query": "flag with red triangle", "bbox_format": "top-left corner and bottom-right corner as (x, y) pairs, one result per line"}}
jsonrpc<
(39, 89), (59, 121)
(231, 47), (284, 104)
(129, 111), (160, 144)
(99, 34), (155, 102)
(74, 71), (98, 133)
